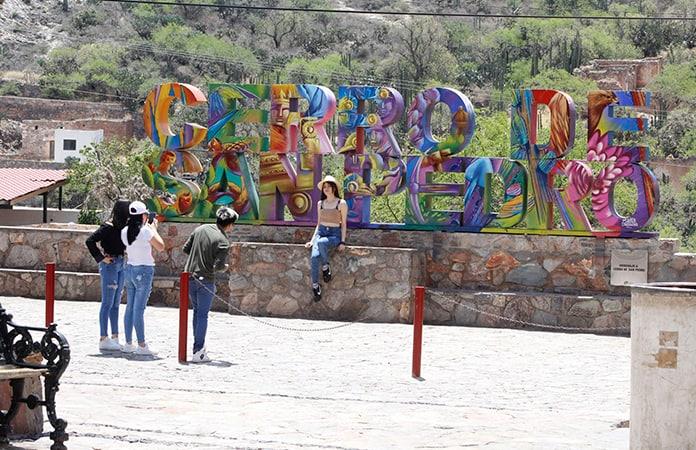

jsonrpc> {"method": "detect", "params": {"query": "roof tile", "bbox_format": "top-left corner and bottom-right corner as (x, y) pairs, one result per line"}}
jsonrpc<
(0, 168), (67, 203)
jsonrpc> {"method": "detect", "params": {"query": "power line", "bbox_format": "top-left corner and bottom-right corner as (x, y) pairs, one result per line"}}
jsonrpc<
(101, 0), (696, 21)
(2, 78), (142, 101)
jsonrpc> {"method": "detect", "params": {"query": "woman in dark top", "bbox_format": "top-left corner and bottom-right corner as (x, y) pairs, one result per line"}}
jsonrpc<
(86, 199), (130, 352)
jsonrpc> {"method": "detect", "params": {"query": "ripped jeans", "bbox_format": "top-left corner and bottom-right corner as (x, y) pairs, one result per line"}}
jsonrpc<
(98, 255), (125, 337)
(310, 225), (341, 284)
(123, 265), (155, 344)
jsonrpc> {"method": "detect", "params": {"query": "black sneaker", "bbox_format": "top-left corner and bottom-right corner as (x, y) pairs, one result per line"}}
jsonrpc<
(312, 284), (322, 302)
(322, 265), (332, 283)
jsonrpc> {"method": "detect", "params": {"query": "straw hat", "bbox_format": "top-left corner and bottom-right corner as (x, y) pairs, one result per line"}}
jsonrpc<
(317, 175), (339, 190)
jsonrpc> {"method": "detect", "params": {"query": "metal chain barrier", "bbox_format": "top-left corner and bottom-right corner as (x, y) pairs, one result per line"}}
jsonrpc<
(191, 277), (628, 334)
(196, 278), (361, 333)
(429, 290), (630, 333)
(51, 242), (60, 264)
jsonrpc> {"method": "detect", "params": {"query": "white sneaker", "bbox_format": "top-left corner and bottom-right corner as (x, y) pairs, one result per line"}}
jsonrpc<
(134, 343), (157, 356)
(191, 348), (211, 363)
(99, 338), (121, 352)
(122, 343), (137, 353)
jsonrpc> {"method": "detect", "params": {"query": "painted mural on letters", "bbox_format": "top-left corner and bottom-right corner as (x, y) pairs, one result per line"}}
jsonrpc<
(142, 82), (659, 237)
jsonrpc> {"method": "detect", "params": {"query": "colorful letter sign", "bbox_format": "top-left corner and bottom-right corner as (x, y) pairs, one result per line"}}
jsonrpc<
(142, 82), (659, 238)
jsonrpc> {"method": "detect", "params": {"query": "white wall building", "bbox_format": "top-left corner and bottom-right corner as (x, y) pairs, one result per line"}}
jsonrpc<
(53, 129), (104, 163)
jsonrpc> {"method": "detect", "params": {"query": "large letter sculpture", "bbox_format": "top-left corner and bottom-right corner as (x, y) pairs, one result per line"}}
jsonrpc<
(142, 82), (659, 238)
(405, 87), (527, 229)
(405, 87), (475, 227)
(510, 89), (594, 231)
(337, 86), (405, 225)
(261, 84), (336, 223)
(587, 90), (659, 231)
(142, 82), (207, 218)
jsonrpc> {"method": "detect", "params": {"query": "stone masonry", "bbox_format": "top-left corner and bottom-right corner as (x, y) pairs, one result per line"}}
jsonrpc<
(574, 57), (663, 90)
(0, 224), (694, 335)
(0, 96), (131, 122)
(0, 96), (134, 160)
(227, 242), (423, 323)
(424, 290), (631, 336)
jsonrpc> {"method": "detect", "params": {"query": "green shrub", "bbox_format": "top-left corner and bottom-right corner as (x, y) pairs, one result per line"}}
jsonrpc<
(78, 209), (101, 225)
(0, 82), (21, 96)
(71, 9), (100, 32)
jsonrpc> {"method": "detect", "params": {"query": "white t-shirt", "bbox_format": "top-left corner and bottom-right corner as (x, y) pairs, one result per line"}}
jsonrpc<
(121, 226), (155, 266)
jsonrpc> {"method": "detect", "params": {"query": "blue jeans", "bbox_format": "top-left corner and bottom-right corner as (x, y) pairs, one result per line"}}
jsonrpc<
(189, 277), (215, 353)
(98, 256), (125, 337)
(123, 265), (155, 344)
(310, 225), (341, 284)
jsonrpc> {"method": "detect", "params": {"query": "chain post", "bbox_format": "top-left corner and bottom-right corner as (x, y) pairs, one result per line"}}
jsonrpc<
(179, 272), (190, 363)
(412, 286), (425, 379)
(45, 262), (56, 326)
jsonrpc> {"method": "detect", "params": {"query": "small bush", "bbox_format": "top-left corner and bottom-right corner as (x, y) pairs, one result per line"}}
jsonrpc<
(78, 209), (101, 225)
(71, 9), (100, 32)
(0, 82), (21, 96)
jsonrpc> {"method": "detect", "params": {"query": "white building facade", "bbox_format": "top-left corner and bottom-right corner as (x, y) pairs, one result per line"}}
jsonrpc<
(53, 129), (104, 163)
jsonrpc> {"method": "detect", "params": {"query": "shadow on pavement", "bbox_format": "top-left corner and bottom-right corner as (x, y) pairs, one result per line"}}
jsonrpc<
(121, 354), (164, 361)
(86, 352), (164, 361)
(179, 360), (236, 367)
(207, 360), (235, 368)
(87, 352), (125, 358)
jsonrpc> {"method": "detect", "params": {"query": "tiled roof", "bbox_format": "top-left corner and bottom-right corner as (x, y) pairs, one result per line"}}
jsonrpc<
(0, 168), (67, 204)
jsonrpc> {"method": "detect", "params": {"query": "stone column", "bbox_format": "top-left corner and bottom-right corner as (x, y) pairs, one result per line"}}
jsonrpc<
(630, 282), (696, 449)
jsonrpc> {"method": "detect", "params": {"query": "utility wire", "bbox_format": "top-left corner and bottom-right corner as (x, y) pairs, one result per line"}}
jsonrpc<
(0, 77), (142, 101)
(101, 0), (696, 21)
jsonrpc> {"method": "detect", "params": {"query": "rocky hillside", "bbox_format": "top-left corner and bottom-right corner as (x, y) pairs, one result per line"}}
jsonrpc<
(0, 118), (20, 155)
(0, 0), (70, 73)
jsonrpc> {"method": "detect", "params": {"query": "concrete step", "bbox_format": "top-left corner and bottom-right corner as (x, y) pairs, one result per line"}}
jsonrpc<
(425, 288), (630, 336)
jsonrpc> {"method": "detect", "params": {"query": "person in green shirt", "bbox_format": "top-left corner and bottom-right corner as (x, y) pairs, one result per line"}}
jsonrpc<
(183, 207), (238, 363)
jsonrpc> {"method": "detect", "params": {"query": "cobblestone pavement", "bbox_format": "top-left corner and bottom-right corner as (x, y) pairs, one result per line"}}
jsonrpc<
(2, 296), (630, 449)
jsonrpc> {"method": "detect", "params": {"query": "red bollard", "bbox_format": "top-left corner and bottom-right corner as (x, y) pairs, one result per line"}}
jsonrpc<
(45, 262), (55, 327)
(412, 285), (425, 379)
(179, 272), (190, 363)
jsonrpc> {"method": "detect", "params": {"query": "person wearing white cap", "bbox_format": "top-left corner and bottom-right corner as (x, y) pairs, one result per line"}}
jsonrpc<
(120, 200), (165, 356)
(304, 175), (348, 302)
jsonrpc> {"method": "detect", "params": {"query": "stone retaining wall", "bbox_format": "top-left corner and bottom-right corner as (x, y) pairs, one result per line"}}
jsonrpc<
(1, 224), (695, 334)
(0, 96), (131, 122)
(227, 243), (423, 323)
(425, 289), (630, 336)
(2, 224), (692, 296)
